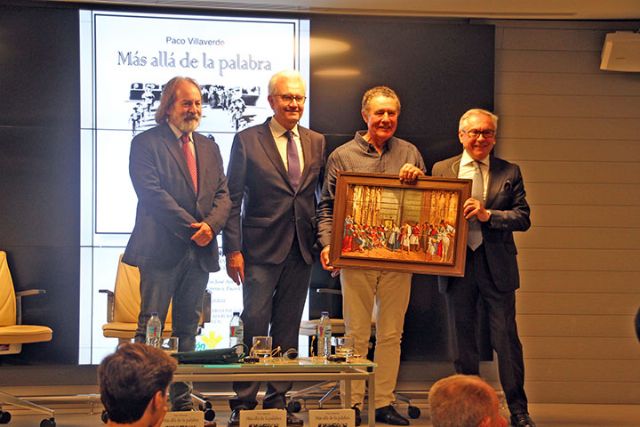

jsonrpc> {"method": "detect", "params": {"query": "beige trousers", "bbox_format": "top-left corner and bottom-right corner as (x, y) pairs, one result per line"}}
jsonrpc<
(340, 268), (412, 409)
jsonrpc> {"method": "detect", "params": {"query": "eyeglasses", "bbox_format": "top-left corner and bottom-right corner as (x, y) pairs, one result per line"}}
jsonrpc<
(274, 94), (307, 104)
(462, 129), (496, 138)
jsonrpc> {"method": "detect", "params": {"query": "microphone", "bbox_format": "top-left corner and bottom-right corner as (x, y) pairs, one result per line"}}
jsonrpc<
(271, 346), (282, 357)
(249, 342), (258, 357)
(283, 348), (298, 359)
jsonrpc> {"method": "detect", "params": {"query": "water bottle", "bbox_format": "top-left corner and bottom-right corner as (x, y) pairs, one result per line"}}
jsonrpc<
(317, 311), (332, 358)
(229, 311), (244, 355)
(145, 312), (162, 348)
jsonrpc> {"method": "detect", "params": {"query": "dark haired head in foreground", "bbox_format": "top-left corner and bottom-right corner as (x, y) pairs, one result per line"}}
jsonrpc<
(98, 342), (177, 426)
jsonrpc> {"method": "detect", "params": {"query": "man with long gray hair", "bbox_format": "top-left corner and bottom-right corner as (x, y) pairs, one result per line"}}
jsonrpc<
(123, 76), (230, 412)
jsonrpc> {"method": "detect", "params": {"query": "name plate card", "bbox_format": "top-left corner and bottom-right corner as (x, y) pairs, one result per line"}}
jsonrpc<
(162, 410), (203, 427)
(239, 408), (287, 427)
(309, 408), (355, 427)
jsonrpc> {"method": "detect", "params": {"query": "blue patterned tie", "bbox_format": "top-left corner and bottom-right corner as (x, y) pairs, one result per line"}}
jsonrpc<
(286, 130), (301, 190)
(467, 161), (484, 250)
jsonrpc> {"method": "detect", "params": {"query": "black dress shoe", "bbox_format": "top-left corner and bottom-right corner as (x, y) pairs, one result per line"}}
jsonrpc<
(227, 408), (241, 427)
(375, 405), (409, 426)
(286, 412), (304, 426)
(352, 405), (362, 426)
(510, 413), (536, 427)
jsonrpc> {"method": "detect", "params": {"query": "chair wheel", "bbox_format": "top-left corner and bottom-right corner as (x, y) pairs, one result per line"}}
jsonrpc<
(101, 410), (109, 423)
(408, 405), (421, 419)
(0, 411), (11, 424)
(287, 400), (302, 413)
(192, 390), (209, 410)
(40, 417), (56, 427)
(204, 408), (216, 421)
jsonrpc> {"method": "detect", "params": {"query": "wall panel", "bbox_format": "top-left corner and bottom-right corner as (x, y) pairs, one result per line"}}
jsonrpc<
(518, 160), (640, 183)
(496, 50), (601, 73)
(524, 205), (640, 228)
(494, 20), (640, 404)
(525, 183), (640, 205)
(518, 248), (640, 271)
(496, 94), (640, 118)
(516, 293), (638, 315)
(526, 381), (640, 404)
(500, 117), (640, 140)
(517, 227), (640, 249)
(519, 270), (640, 293)
(499, 139), (640, 161)
(497, 72), (640, 96)
(522, 337), (640, 359)
(517, 314), (635, 338)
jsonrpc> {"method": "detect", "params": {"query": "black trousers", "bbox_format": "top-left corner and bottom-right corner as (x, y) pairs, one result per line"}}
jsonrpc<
(230, 240), (311, 410)
(445, 245), (529, 415)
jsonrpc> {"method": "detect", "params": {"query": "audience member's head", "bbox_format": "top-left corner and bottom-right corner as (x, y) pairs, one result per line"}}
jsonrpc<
(429, 374), (508, 427)
(98, 342), (177, 426)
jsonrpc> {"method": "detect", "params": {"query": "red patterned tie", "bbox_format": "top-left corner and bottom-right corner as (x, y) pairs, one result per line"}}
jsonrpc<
(181, 134), (198, 193)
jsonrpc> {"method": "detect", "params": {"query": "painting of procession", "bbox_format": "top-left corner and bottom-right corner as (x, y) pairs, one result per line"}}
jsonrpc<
(330, 172), (472, 276)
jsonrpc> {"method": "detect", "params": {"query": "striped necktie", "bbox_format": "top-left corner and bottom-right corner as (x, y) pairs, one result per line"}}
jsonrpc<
(467, 161), (484, 250)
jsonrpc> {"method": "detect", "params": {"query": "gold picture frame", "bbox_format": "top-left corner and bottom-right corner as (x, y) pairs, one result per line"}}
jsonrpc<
(329, 172), (472, 276)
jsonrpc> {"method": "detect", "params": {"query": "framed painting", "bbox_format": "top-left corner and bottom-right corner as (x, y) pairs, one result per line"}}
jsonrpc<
(329, 172), (472, 276)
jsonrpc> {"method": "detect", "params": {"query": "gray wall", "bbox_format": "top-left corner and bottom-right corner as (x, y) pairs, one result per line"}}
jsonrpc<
(399, 19), (640, 406)
(493, 20), (640, 404)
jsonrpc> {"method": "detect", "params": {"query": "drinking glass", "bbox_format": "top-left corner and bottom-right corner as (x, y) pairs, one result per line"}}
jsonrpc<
(161, 337), (179, 354)
(334, 335), (354, 359)
(252, 336), (273, 358)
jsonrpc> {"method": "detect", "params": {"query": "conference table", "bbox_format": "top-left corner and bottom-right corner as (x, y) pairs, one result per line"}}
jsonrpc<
(173, 356), (376, 426)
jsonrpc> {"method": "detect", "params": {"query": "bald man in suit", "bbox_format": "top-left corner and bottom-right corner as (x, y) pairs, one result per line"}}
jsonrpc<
(432, 109), (535, 427)
(223, 70), (326, 427)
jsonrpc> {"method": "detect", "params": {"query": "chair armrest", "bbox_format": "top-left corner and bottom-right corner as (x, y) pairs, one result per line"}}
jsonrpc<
(16, 289), (47, 298)
(15, 289), (47, 325)
(99, 289), (115, 323)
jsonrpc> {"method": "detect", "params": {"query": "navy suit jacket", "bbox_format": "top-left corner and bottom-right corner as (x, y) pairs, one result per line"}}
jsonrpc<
(432, 154), (530, 292)
(123, 123), (231, 271)
(222, 119), (326, 265)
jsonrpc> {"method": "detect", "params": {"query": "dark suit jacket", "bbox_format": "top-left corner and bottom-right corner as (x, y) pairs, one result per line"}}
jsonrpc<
(222, 119), (326, 265)
(123, 123), (231, 271)
(432, 154), (530, 292)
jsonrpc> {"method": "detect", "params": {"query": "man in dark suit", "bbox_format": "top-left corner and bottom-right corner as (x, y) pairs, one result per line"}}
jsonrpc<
(432, 109), (535, 427)
(222, 70), (326, 427)
(123, 76), (230, 413)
